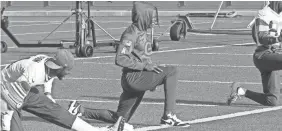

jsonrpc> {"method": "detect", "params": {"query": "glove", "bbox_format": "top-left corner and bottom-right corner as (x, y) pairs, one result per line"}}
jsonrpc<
(144, 64), (163, 74)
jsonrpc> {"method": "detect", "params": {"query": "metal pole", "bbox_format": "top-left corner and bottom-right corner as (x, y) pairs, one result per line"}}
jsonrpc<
(210, 1), (224, 30)
(43, 1), (49, 7)
(76, 1), (80, 45)
(38, 13), (74, 43)
(156, 20), (178, 40)
(93, 21), (116, 40)
(151, 27), (154, 43)
(1, 25), (21, 47)
(79, 2), (85, 47)
(87, 1), (91, 37)
(6, 1), (12, 7)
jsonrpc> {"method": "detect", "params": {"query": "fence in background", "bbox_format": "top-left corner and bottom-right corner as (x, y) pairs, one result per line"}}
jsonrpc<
(1, 1), (265, 10)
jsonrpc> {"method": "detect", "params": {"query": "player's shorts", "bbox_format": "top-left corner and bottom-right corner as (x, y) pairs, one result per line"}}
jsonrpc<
(21, 86), (76, 129)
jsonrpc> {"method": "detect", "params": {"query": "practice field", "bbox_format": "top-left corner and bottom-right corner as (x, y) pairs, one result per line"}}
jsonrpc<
(1, 14), (282, 131)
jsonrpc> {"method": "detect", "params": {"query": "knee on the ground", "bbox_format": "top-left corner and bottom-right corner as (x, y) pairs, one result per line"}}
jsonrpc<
(265, 95), (278, 106)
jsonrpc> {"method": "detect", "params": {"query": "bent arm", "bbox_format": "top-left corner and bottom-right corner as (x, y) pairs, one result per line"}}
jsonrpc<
(115, 39), (146, 70)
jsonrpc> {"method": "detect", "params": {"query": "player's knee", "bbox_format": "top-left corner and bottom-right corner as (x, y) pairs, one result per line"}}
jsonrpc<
(265, 95), (278, 106)
(167, 66), (178, 77)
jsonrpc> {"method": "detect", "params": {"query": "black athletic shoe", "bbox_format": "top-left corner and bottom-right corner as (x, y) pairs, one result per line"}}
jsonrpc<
(161, 113), (190, 127)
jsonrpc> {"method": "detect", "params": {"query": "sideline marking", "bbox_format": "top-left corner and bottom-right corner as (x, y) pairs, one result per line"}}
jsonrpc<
(82, 62), (255, 68)
(135, 106), (282, 131)
(0, 43), (254, 66)
(56, 98), (217, 107)
(64, 77), (262, 85)
(75, 42), (254, 61)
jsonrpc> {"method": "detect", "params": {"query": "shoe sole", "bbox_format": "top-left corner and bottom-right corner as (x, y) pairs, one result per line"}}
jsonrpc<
(227, 82), (241, 105)
(161, 120), (190, 127)
(161, 123), (191, 127)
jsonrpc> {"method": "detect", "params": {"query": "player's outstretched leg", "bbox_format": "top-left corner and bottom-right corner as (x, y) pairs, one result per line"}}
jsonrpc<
(68, 100), (134, 131)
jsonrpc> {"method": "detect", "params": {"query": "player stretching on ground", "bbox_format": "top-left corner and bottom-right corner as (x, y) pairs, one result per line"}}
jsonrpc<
(227, 1), (282, 106)
(68, 1), (190, 128)
(1, 49), (125, 131)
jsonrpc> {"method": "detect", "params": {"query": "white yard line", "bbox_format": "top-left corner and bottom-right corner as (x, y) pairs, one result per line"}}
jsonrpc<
(188, 52), (253, 56)
(0, 42), (255, 66)
(135, 106), (282, 131)
(55, 98), (217, 107)
(64, 77), (261, 85)
(82, 62), (255, 68)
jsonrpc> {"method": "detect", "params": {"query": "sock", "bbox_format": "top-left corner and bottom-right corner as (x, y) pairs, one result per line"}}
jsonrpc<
(237, 87), (246, 96)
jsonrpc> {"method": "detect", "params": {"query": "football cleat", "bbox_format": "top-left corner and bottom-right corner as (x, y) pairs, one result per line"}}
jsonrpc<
(68, 100), (82, 116)
(104, 116), (125, 131)
(227, 82), (242, 105)
(160, 113), (190, 127)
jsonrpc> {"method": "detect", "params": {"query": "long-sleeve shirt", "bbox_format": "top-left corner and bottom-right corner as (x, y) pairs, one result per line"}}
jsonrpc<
(115, 24), (153, 71)
(1, 55), (55, 108)
(115, 2), (156, 72)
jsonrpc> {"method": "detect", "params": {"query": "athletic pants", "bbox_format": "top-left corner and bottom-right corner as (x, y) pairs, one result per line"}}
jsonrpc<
(82, 65), (178, 122)
(248, 49), (281, 106)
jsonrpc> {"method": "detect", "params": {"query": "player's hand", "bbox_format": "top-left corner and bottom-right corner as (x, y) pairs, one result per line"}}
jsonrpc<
(144, 64), (163, 74)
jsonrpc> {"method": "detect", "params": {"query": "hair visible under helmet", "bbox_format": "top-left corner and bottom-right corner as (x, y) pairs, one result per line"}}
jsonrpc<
(131, 1), (159, 31)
